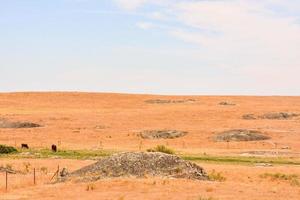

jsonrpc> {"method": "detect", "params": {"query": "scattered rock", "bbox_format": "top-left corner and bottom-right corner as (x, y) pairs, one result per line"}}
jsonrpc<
(255, 163), (273, 167)
(139, 130), (188, 139)
(219, 101), (236, 106)
(145, 99), (195, 104)
(94, 125), (107, 130)
(242, 112), (299, 120)
(64, 152), (208, 181)
(242, 114), (257, 120)
(0, 118), (41, 128)
(260, 112), (299, 120)
(214, 129), (270, 142)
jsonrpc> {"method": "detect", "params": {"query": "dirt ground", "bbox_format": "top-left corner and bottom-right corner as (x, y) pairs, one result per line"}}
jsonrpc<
(0, 158), (300, 200)
(0, 92), (299, 154)
(0, 92), (300, 199)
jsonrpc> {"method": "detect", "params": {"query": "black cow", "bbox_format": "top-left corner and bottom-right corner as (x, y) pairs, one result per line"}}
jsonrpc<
(21, 144), (29, 149)
(51, 144), (57, 152)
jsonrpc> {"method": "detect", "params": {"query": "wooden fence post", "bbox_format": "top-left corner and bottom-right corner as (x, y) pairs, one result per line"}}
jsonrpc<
(57, 165), (60, 180)
(34, 168), (36, 185)
(5, 171), (8, 191)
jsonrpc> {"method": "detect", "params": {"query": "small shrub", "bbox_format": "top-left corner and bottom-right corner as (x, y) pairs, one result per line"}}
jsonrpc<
(260, 173), (300, 186)
(23, 162), (31, 173)
(86, 183), (96, 191)
(0, 144), (17, 154)
(147, 145), (174, 154)
(5, 164), (13, 171)
(208, 170), (226, 182)
(205, 187), (214, 192)
(40, 166), (48, 174)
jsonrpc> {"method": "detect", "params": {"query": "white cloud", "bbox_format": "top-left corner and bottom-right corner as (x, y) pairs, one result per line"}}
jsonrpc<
(170, 0), (300, 68)
(113, 0), (300, 94)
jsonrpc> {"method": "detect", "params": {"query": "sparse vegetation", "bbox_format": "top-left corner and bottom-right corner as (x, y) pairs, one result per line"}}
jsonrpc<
(182, 154), (300, 166)
(0, 148), (112, 159)
(40, 166), (48, 174)
(1, 147), (300, 167)
(23, 162), (31, 173)
(208, 170), (226, 182)
(260, 173), (300, 186)
(0, 144), (18, 154)
(5, 163), (13, 171)
(0, 164), (16, 174)
(147, 145), (175, 154)
(86, 183), (96, 191)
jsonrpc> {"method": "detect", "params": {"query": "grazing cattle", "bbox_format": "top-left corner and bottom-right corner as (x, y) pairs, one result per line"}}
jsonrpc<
(21, 144), (29, 149)
(51, 144), (57, 152)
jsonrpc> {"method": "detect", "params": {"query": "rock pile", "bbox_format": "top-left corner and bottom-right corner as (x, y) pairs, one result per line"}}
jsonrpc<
(139, 130), (188, 139)
(214, 129), (270, 142)
(0, 118), (41, 128)
(219, 101), (236, 106)
(64, 152), (208, 181)
(145, 99), (195, 104)
(242, 112), (299, 120)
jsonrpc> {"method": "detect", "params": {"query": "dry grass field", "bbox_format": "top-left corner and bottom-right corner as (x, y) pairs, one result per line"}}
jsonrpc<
(0, 92), (300, 200)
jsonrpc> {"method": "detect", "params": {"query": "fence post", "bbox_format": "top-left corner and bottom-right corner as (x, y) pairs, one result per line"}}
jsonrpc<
(34, 168), (36, 185)
(57, 165), (60, 180)
(5, 171), (8, 191)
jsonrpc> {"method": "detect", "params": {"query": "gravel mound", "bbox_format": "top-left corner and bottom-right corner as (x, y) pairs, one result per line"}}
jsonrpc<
(242, 112), (299, 120)
(139, 130), (187, 139)
(214, 129), (270, 142)
(0, 118), (41, 128)
(65, 152), (208, 181)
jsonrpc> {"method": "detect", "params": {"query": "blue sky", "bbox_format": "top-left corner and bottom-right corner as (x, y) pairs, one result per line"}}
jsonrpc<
(1, 0), (300, 95)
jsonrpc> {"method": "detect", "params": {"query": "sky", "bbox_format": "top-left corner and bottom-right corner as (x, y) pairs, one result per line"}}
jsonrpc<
(1, 0), (300, 95)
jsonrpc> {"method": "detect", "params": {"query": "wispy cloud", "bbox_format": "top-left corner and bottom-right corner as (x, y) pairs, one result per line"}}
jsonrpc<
(112, 0), (300, 94)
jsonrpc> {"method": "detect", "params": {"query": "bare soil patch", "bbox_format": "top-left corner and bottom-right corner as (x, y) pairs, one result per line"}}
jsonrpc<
(139, 130), (188, 139)
(65, 152), (208, 181)
(214, 129), (270, 142)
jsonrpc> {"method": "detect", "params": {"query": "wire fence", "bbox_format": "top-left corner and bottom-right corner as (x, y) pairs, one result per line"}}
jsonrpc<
(0, 165), (60, 192)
